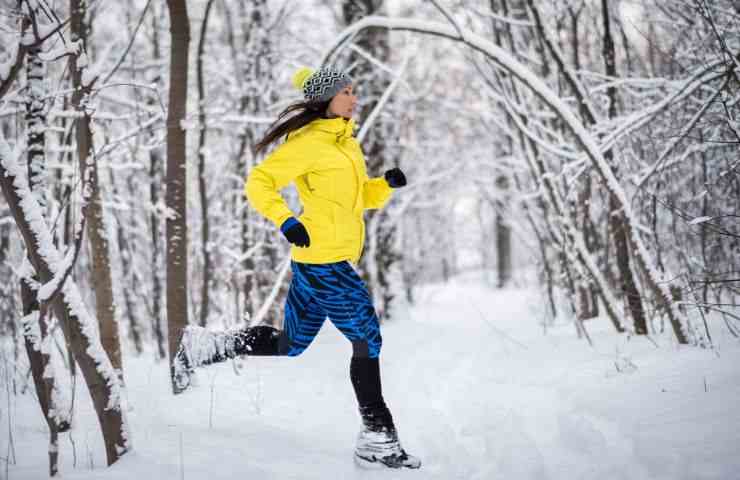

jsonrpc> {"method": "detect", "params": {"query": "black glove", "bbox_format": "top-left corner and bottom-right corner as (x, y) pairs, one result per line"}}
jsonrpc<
(280, 218), (310, 247)
(384, 167), (407, 188)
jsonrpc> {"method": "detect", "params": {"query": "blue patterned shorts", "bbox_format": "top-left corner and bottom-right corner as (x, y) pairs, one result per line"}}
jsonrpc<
(282, 261), (382, 358)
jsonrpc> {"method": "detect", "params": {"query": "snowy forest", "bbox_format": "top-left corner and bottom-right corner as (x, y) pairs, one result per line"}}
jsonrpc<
(1, 0), (739, 478)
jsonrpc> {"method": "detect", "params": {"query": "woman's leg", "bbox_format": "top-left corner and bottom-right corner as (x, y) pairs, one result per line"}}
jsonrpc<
(226, 261), (329, 357)
(315, 262), (387, 411)
(279, 262), (328, 356)
(317, 261), (420, 468)
(173, 262), (327, 389)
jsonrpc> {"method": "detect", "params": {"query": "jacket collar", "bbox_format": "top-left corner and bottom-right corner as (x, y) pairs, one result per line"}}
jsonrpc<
(308, 117), (357, 141)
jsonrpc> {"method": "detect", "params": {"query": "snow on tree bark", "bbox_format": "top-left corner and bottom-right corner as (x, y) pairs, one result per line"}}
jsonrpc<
(19, 15), (71, 475)
(70, 0), (126, 384)
(0, 133), (131, 466)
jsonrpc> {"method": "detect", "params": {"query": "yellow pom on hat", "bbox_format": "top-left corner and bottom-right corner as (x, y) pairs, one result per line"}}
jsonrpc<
(291, 67), (314, 91)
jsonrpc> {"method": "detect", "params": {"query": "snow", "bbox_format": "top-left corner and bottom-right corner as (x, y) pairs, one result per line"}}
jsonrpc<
(37, 246), (76, 302)
(688, 216), (713, 225)
(4, 271), (739, 479)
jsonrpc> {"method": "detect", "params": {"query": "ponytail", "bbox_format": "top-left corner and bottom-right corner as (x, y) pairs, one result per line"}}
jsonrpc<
(253, 100), (331, 155)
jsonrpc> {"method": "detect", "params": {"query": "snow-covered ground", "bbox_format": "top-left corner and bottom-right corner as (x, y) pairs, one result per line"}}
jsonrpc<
(4, 271), (740, 479)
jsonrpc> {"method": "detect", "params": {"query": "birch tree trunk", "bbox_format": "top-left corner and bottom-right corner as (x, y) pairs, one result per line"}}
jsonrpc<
(21, 280), (70, 476)
(165, 0), (191, 394)
(20, 7), (69, 475)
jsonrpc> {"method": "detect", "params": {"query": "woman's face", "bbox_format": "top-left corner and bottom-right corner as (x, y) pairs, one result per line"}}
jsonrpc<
(327, 84), (358, 119)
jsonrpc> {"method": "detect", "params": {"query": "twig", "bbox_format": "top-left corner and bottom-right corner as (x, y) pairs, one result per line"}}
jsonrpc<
(103, 0), (153, 84)
(357, 44), (412, 144)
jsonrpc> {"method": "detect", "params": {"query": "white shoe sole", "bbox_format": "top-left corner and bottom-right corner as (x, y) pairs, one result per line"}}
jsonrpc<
(354, 453), (386, 469)
(354, 452), (421, 470)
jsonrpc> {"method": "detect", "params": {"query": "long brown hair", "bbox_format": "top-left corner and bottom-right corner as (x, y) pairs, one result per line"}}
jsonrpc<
(253, 100), (331, 155)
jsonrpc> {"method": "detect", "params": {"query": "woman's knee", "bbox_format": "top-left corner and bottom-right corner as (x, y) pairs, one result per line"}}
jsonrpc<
(351, 338), (382, 359)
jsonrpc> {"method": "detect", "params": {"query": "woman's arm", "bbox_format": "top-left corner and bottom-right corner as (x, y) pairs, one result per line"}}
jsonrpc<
(244, 137), (313, 227)
(362, 177), (394, 210)
(363, 167), (406, 210)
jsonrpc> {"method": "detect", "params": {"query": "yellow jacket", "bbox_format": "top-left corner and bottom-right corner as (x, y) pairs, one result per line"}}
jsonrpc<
(245, 117), (394, 264)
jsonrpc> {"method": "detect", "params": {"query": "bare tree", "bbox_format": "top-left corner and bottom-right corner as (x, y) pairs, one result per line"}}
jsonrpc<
(196, 0), (216, 327)
(599, 0), (648, 336)
(70, 0), (126, 382)
(165, 0), (191, 394)
(22, 4), (74, 475)
(147, 2), (167, 360)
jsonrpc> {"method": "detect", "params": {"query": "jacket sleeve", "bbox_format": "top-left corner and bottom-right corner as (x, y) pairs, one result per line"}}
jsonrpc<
(244, 137), (313, 227)
(362, 177), (394, 210)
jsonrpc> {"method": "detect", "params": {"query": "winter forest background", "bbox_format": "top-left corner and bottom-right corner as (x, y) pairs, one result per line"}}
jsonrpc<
(0, 0), (739, 478)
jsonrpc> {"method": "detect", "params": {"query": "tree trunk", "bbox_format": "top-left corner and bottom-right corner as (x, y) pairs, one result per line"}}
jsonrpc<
(0, 223), (16, 339)
(223, 0), (255, 320)
(147, 4), (167, 360)
(568, 3), (600, 320)
(21, 12), (70, 476)
(489, 1), (516, 289)
(234, 0), (284, 327)
(21, 279), (71, 476)
(601, 0), (647, 335)
(165, 0), (191, 394)
(109, 169), (144, 354)
(150, 147), (166, 359)
(495, 174), (512, 287)
(197, 0), (215, 327)
(70, 0), (124, 382)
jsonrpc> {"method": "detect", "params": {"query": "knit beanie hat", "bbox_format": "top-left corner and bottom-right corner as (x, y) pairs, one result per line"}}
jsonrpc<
(292, 66), (352, 102)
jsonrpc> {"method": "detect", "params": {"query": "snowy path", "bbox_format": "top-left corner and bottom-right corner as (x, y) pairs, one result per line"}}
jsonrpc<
(4, 273), (740, 479)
